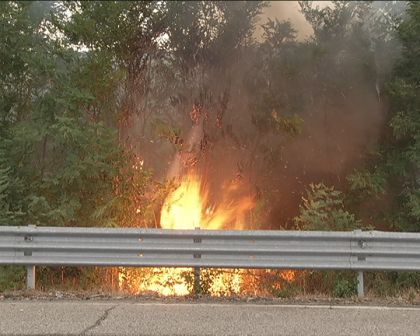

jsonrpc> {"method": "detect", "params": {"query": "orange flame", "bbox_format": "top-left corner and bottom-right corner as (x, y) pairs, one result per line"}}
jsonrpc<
(160, 173), (203, 230)
(119, 170), (296, 296)
(119, 171), (255, 296)
(161, 172), (255, 230)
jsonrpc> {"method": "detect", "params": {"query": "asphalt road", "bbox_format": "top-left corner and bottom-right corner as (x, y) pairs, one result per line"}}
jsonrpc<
(0, 301), (419, 335)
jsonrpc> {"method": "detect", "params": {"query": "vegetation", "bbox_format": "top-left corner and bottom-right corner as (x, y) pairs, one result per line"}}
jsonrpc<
(295, 183), (361, 231)
(347, 1), (420, 232)
(0, 1), (419, 297)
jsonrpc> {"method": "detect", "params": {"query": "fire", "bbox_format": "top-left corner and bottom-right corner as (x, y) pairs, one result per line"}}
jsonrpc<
(160, 173), (203, 230)
(153, 171), (254, 296)
(281, 270), (296, 282)
(118, 168), (296, 296)
(160, 172), (255, 230)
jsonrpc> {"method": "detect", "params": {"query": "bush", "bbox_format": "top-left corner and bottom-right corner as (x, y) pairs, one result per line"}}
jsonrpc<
(366, 272), (420, 297)
(333, 278), (357, 298)
(295, 183), (361, 231)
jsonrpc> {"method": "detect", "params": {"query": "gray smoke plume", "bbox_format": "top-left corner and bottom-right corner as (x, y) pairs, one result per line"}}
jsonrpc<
(122, 1), (406, 229)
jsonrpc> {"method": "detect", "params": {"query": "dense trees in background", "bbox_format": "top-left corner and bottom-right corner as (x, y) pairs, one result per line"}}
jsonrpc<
(0, 2), (147, 228)
(348, 1), (420, 231)
(0, 0), (418, 234)
(242, 1), (392, 227)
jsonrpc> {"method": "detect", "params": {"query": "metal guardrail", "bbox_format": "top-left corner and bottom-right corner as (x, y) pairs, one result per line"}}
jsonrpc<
(1, 225), (420, 296)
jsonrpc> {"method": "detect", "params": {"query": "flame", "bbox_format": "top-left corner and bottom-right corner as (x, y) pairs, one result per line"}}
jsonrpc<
(160, 173), (203, 230)
(160, 172), (255, 231)
(118, 171), (255, 296)
(155, 172), (254, 296)
(281, 270), (296, 282)
(119, 169), (296, 296)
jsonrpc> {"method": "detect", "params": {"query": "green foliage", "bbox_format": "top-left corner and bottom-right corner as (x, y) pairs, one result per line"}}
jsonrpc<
(0, 166), (24, 225)
(0, 266), (25, 291)
(58, 1), (167, 64)
(349, 2), (420, 231)
(333, 277), (357, 298)
(166, 1), (265, 69)
(347, 169), (387, 198)
(0, 1), (150, 229)
(304, 270), (357, 297)
(295, 183), (361, 231)
(366, 272), (420, 297)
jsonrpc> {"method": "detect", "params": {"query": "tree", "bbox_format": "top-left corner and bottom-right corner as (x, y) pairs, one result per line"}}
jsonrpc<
(0, 2), (148, 227)
(348, 1), (420, 232)
(239, 1), (392, 227)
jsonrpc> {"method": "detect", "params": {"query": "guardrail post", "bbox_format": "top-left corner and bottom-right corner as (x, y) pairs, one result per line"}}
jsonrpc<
(353, 229), (365, 298)
(193, 227), (201, 295)
(26, 265), (36, 290)
(25, 225), (36, 290)
(357, 271), (364, 298)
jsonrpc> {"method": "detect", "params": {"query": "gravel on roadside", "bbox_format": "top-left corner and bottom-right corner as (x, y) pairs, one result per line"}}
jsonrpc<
(1, 290), (419, 307)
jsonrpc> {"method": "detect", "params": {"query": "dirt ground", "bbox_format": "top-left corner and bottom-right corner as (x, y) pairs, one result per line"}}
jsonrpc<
(1, 290), (419, 307)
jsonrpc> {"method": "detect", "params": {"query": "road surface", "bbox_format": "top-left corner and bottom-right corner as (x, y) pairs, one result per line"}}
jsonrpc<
(0, 301), (419, 335)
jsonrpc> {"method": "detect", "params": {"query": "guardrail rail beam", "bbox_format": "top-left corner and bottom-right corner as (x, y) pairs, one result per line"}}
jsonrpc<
(0, 225), (419, 296)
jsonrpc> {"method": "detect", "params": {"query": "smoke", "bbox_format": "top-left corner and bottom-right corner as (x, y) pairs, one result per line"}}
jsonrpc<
(222, 1), (403, 228)
(121, 1), (405, 229)
(256, 1), (331, 41)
